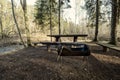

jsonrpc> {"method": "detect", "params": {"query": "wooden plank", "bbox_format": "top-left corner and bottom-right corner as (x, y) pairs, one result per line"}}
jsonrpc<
(40, 42), (86, 46)
(97, 42), (120, 52)
(47, 34), (88, 37)
(33, 42), (41, 46)
(47, 34), (88, 42)
(40, 41), (89, 51)
(40, 42), (59, 45)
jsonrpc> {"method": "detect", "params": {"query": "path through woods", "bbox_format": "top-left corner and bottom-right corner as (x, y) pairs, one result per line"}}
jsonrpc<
(0, 43), (119, 80)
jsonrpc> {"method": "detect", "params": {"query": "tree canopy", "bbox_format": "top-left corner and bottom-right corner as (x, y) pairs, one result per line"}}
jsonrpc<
(34, 0), (58, 30)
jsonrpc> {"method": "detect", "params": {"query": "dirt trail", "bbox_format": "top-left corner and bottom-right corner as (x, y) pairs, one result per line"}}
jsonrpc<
(0, 43), (120, 80)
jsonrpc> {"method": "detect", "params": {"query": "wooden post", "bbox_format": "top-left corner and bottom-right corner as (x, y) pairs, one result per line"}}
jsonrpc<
(103, 46), (109, 52)
(47, 45), (51, 52)
(74, 36), (78, 42)
(56, 36), (60, 42)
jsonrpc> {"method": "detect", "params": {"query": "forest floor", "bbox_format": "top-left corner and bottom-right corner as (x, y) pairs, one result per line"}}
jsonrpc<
(0, 42), (120, 80)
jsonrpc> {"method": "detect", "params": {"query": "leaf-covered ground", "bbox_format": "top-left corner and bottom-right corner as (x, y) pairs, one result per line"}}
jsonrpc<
(0, 43), (120, 80)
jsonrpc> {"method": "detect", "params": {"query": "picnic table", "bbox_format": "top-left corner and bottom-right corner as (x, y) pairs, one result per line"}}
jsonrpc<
(34, 34), (90, 56)
(47, 34), (88, 42)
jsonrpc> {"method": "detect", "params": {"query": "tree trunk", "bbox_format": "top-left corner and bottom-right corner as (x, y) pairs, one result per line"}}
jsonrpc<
(20, 0), (31, 46)
(11, 0), (26, 47)
(93, 0), (99, 42)
(50, 0), (52, 42)
(0, 17), (3, 39)
(110, 0), (117, 45)
(117, 0), (120, 24)
(0, 4), (3, 39)
(24, 10), (31, 46)
(58, 0), (61, 35)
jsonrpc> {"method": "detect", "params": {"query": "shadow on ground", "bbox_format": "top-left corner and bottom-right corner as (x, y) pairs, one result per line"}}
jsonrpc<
(0, 43), (119, 80)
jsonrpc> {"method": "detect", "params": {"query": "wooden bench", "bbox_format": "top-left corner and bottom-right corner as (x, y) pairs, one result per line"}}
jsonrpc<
(33, 41), (91, 57)
(32, 42), (59, 51)
(40, 42), (59, 51)
(39, 42), (89, 51)
(97, 42), (120, 52)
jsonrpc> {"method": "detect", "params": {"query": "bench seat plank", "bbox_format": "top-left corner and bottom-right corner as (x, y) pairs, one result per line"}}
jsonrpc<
(97, 42), (120, 52)
(40, 42), (86, 46)
(40, 42), (89, 51)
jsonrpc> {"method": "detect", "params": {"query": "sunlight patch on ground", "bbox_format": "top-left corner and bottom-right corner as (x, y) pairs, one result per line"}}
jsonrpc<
(92, 53), (120, 64)
(0, 45), (24, 55)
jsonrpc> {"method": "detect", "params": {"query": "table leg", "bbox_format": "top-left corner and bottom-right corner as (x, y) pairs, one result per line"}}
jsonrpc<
(74, 36), (78, 42)
(103, 46), (109, 52)
(56, 37), (60, 42)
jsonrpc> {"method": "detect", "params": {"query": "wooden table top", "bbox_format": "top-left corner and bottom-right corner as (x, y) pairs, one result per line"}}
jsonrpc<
(47, 34), (88, 37)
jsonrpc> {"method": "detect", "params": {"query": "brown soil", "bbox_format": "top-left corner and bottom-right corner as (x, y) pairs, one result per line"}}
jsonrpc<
(0, 43), (120, 80)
